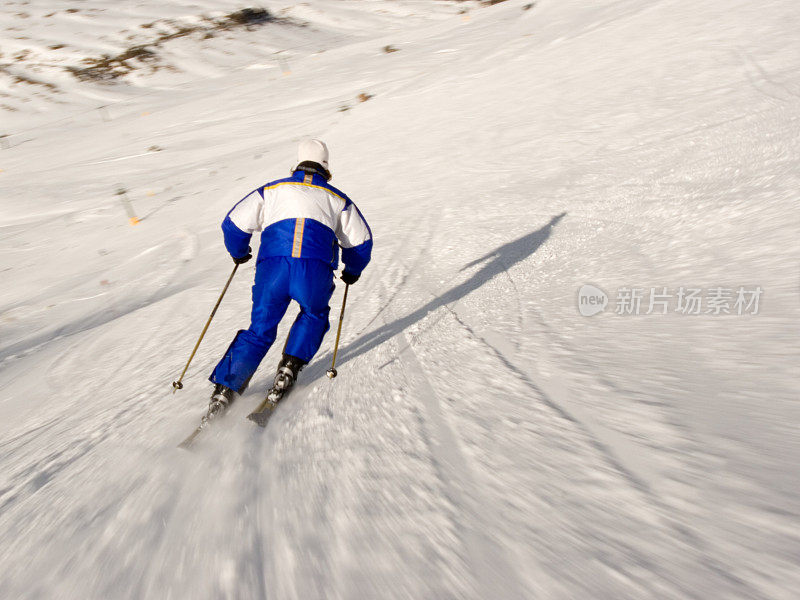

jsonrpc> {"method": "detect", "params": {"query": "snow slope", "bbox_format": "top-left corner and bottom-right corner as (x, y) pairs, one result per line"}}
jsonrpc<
(1, 0), (798, 598)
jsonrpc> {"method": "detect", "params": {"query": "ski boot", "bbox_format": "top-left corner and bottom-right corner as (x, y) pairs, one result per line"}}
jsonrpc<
(204, 383), (236, 422)
(247, 354), (305, 427)
(178, 383), (240, 449)
(268, 354), (305, 402)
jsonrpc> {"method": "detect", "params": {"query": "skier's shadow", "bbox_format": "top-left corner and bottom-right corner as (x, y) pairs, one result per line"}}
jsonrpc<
(306, 212), (566, 381)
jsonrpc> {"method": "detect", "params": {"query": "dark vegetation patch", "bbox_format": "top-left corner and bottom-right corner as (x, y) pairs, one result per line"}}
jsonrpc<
(223, 8), (274, 27)
(66, 8), (290, 83)
(67, 46), (158, 82)
(456, 0), (510, 4)
(340, 92), (374, 112)
(0, 66), (59, 91)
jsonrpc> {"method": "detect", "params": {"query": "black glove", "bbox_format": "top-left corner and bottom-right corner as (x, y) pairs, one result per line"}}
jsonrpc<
(232, 247), (252, 264)
(340, 270), (360, 285)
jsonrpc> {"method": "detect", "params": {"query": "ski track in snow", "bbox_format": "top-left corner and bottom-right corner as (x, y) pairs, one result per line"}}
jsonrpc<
(396, 327), (527, 599)
(1, 0), (799, 599)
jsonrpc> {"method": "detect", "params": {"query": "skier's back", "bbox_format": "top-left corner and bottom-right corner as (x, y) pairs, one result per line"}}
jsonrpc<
(207, 139), (372, 413)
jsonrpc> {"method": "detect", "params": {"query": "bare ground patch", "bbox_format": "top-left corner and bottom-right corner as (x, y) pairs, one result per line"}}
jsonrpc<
(66, 8), (296, 83)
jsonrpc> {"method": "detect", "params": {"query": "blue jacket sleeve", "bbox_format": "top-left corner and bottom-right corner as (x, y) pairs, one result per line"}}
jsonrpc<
(341, 239), (373, 276)
(222, 216), (252, 259)
(337, 200), (372, 276)
(222, 189), (263, 259)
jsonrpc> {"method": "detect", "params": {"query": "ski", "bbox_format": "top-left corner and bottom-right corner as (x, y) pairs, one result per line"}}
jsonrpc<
(247, 361), (299, 427)
(180, 393), (280, 448)
(177, 395), (233, 449)
(179, 375), (291, 446)
(177, 422), (208, 450)
(246, 398), (277, 428)
(178, 412), (226, 450)
(246, 385), (288, 427)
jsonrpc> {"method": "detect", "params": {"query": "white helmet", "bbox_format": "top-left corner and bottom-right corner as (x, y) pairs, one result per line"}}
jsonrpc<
(294, 138), (330, 172)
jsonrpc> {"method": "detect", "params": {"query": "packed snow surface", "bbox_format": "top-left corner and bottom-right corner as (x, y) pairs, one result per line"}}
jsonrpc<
(1, 0), (798, 598)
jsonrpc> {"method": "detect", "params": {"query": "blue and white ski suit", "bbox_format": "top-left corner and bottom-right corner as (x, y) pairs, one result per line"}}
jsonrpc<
(210, 169), (372, 391)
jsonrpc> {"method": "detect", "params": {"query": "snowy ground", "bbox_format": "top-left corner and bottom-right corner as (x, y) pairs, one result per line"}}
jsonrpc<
(1, 1), (798, 598)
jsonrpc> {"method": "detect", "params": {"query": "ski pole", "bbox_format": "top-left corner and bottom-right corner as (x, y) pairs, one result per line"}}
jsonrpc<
(326, 283), (350, 379)
(172, 263), (239, 393)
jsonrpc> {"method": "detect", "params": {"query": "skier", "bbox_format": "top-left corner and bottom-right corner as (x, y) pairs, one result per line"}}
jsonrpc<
(206, 138), (372, 416)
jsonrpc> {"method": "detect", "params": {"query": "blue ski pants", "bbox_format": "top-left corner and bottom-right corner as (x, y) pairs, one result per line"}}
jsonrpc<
(210, 257), (334, 392)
